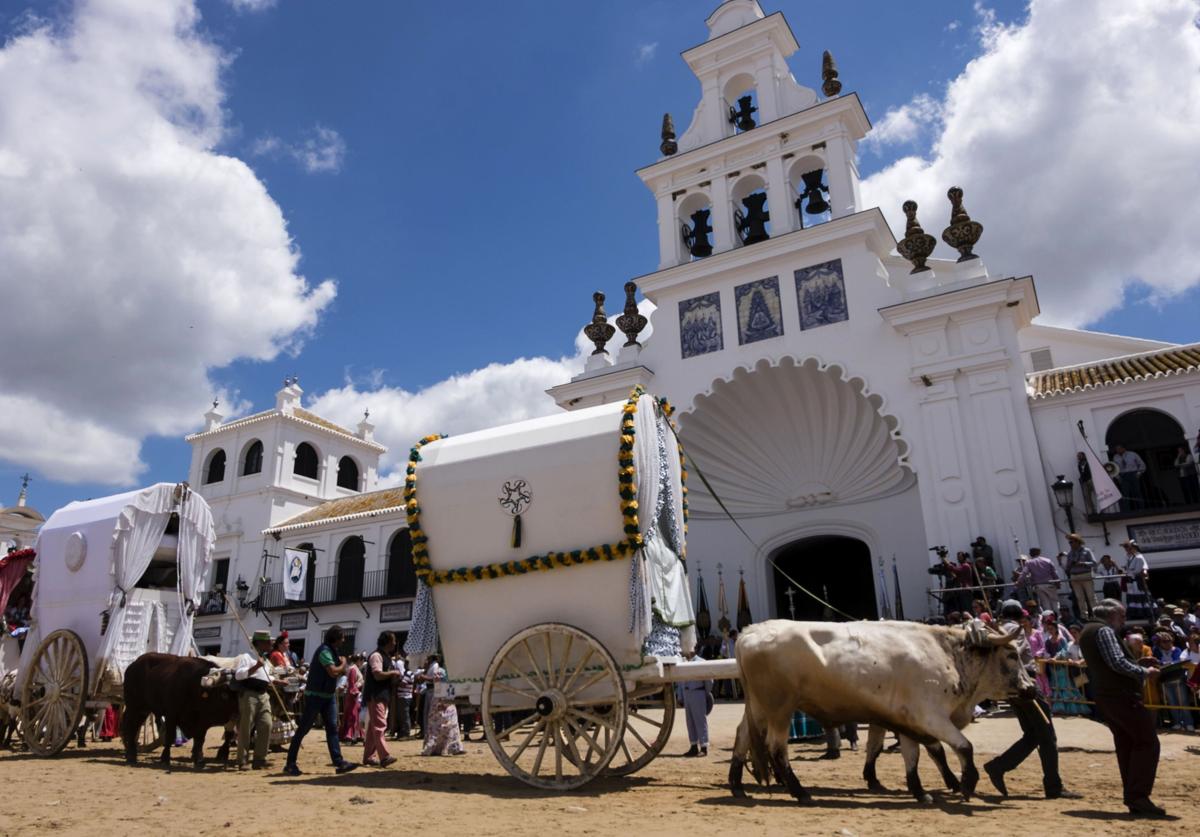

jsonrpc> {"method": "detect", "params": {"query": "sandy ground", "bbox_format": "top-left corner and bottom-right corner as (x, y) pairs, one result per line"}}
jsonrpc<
(0, 703), (1196, 837)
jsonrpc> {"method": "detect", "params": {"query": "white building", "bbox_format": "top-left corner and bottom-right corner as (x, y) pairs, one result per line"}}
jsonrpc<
(188, 1), (1200, 655)
(1, 476), (42, 553)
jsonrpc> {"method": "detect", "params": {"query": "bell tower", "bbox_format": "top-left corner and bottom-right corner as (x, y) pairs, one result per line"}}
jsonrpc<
(644, 0), (868, 270)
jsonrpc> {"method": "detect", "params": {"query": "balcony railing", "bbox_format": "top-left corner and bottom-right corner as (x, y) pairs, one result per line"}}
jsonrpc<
(256, 568), (415, 611)
(1086, 498), (1200, 523)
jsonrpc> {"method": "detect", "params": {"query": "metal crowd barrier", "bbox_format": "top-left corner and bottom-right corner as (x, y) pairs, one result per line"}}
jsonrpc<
(1036, 657), (1199, 713)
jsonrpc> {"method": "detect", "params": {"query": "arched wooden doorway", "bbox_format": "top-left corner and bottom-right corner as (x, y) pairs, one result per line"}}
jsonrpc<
(770, 535), (877, 621)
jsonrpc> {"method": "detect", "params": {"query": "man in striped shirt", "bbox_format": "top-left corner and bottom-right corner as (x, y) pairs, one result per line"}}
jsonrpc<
(1077, 599), (1165, 818)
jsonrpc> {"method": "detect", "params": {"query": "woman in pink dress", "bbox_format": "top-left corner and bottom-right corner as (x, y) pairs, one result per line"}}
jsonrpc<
(339, 655), (363, 743)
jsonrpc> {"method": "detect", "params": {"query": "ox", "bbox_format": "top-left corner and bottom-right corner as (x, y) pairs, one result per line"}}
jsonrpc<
(730, 619), (1036, 804)
(121, 653), (238, 769)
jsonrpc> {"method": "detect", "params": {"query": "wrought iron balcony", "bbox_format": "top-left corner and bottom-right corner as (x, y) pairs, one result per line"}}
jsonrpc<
(255, 568), (414, 611)
(1085, 498), (1200, 523)
(195, 589), (228, 615)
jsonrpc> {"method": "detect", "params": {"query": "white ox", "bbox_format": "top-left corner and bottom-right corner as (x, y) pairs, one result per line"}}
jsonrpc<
(730, 619), (1036, 804)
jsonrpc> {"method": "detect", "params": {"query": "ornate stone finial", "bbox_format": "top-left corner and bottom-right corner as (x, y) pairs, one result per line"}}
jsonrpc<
(616, 282), (648, 348)
(363, 408), (370, 421)
(822, 50), (842, 98)
(660, 112), (677, 156)
(941, 186), (984, 262)
(896, 200), (937, 274)
(583, 291), (616, 355)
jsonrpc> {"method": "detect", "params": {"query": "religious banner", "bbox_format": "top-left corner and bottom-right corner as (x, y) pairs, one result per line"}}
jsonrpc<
(283, 547), (308, 601)
(1078, 425), (1120, 511)
(1126, 518), (1200, 553)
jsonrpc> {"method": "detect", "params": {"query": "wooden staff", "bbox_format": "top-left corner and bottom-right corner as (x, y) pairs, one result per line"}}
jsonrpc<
(222, 593), (294, 726)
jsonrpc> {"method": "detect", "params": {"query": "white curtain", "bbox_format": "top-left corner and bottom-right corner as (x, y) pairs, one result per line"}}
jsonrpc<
(170, 489), (215, 656)
(628, 395), (659, 641)
(94, 485), (175, 681)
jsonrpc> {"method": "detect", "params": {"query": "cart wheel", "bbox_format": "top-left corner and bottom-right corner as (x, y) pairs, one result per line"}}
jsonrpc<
(20, 629), (89, 756)
(601, 683), (676, 776)
(482, 623), (627, 790)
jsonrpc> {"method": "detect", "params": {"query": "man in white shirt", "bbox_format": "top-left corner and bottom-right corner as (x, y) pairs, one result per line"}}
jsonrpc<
(1112, 445), (1146, 511)
(234, 629), (284, 770)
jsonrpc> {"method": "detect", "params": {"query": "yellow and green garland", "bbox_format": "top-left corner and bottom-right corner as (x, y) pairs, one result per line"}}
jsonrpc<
(405, 385), (688, 587)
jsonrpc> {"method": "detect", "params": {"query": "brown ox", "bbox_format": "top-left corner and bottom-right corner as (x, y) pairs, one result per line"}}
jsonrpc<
(730, 619), (1035, 804)
(121, 653), (238, 769)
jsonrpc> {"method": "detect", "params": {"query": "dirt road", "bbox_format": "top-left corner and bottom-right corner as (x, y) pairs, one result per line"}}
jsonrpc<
(0, 704), (1195, 836)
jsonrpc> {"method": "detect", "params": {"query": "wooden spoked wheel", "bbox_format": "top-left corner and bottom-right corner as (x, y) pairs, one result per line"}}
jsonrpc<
(601, 683), (676, 776)
(481, 623), (627, 790)
(20, 629), (89, 755)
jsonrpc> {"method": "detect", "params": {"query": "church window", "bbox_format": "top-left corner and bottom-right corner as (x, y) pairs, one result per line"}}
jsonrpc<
(203, 449), (226, 484)
(336, 456), (360, 491)
(293, 442), (319, 480)
(241, 439), (264, 476)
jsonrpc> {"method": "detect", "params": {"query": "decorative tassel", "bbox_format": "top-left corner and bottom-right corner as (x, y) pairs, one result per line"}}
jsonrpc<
(511, 514), (522, 548)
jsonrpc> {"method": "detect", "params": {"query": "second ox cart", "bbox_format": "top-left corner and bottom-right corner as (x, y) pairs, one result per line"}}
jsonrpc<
(401, 387), (737, 789)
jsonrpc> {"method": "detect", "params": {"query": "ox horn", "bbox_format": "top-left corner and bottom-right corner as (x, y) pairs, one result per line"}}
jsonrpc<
(986, 626), (1021, 647)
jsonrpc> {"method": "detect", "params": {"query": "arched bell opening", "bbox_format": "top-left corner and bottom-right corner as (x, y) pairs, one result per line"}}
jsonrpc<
(730, 173), (770, 247)
(677, 191), (713, 262)
(770, 535), (877, 621)
(788, 155), (831, 229)
(723, 73), (759, 135)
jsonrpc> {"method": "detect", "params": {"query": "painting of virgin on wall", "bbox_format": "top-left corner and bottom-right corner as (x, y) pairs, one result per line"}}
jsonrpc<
(794, 259), (849, 330)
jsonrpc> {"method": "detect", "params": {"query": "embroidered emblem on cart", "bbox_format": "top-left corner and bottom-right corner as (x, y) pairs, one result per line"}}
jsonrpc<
(498, 478), (532, 548)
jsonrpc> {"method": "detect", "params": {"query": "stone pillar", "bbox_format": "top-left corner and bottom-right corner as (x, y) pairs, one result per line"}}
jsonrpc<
(764, 150), (793, 235)
(657, 192), (678, 269)
(710, 174), (735, 253)
(822, 127), (861, 219)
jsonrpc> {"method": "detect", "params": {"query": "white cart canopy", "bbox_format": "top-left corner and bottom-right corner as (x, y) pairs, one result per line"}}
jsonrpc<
(21, 483), (214, 693)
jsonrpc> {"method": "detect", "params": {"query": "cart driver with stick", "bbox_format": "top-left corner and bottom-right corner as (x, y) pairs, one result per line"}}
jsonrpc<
(233, 630), (290, 770)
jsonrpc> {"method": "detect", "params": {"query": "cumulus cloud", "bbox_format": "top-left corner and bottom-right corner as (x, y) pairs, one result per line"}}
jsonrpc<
(307, 301), (655, 482)
(0, 0), (335, 484)
(864, 94), (942, 151)
(634, 42), (658, 67)
(251, 125), (346, 174)
(862, 0), (1200, 327)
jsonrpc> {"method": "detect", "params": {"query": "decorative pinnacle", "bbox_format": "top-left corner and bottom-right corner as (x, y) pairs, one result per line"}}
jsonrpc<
(941, 186), (984, 262)
(822, 50), (842, 98)
(582, 291), (616, 356)
(896, 200), (937, 274)
(211, 397), (219, 410)
(616, 282), (648, 348)
(660, 112), (677, 156)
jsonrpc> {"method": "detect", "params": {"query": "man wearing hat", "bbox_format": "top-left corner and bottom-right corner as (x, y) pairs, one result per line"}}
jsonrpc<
(234, 629), (285, 770)
(1064, 534), (1097, 619)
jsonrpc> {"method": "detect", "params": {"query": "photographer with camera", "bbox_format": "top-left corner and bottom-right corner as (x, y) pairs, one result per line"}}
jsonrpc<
(929, 546), (974, 614)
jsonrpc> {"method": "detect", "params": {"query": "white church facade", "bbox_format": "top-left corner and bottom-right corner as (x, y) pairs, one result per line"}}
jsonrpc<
(179, 0), (1200, 655)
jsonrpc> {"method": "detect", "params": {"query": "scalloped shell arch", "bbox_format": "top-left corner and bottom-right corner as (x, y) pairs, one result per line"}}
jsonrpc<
(678, 357), (914, 518)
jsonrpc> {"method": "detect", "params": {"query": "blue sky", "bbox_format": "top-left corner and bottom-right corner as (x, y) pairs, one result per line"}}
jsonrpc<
(3, 0), (1198, 516)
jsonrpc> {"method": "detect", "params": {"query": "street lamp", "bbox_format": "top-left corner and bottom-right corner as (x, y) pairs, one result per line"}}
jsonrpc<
(1051, 474), (1076, 533)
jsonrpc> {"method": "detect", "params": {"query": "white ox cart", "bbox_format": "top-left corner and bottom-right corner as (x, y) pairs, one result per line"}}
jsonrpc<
(14, 483), (215, 754)
(404, 389), (736, 789)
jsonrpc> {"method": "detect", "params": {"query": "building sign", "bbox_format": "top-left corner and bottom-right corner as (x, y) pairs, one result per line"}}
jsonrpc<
(379, 601), (413, 623)
(734, 276), (783, 345)
(678, 292), (723, 358)
(1127, 518), (1200, 553)
(194, 626), (221, 641)
(794, 259), (848, 330)
(280, 612), (308, 631)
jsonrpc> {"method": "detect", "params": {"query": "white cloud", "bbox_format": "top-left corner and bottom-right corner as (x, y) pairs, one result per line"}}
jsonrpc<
(307, 301), (656, 481)
(864, 93), (942, 150)
(251, 124), (346, 174)
(945, 20), (961, 32)
(634, 42), (658, 68)
(0, 0), (335, 484)
(862, 0), (1200, 327)
(227, 0), (277, 11)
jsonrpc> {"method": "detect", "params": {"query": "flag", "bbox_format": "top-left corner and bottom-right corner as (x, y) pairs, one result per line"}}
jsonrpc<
(283, 547), (308, 601)
(695, 573), (712, 638)
(736, 572), (753, 630)
(1078, 426), (1121, 510)
(717, 568), (731, 634)
(892, 556), (905, 621)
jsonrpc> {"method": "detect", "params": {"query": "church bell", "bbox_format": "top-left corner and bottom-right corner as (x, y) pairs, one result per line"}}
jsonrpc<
(797, 169), (830, 216)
